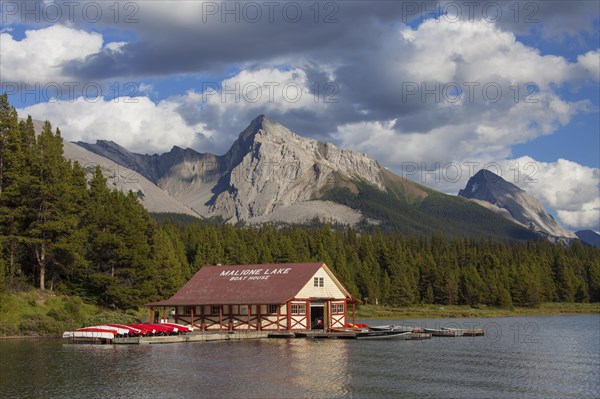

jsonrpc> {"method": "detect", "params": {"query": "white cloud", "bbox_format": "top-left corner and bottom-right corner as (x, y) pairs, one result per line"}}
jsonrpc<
(577, 50), (600, 81)
(329, 19), (596, 232)
(19, 96), (204, 154)
(5, 15), (597, 232)
(204, 68), (323, 115)
(397, 19), (574, 88)
(327, 19), (592, 172)
(0, 25), (121, 84)
(508, 157), (600, 231)
(557, 201), (600, 231)
(104, 41), (127, 54)
(334, 116), (599, 231)
(172, 67), (335, 152)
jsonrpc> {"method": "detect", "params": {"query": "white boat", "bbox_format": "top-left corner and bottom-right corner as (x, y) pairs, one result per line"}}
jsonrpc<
(355, 331), (412, 340)
(62, 331), (115, 340)
(369, 325), (419, 333)
(62, 329), (115, 344)
(86, 325), (131, 336)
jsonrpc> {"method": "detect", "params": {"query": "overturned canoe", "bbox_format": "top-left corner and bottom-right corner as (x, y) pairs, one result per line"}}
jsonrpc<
(106, 324), (144, 336)
(62, 329), (115, 344)
(87, 325), (131, 336)
(161, 323), (193, 333)
(62, 329), (115, 339)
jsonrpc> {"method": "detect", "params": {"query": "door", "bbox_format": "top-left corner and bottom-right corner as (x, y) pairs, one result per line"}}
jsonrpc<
(310, 302), (324, 329)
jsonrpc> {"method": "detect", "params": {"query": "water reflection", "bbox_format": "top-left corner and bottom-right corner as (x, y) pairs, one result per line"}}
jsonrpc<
(1, 315), (598, 399)
(283, 339), (351, 397)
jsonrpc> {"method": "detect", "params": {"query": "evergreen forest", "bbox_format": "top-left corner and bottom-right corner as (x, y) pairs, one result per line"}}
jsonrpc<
(1, 94), (599, 312)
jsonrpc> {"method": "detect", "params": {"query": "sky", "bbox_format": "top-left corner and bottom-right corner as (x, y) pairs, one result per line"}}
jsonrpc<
(1, 0), (599, 232)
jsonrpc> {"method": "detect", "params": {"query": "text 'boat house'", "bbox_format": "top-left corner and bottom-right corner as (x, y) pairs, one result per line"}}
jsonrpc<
(147, 262), (358, 331)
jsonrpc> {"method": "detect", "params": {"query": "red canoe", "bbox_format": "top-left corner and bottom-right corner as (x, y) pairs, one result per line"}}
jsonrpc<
(106, 324), (144, 336)
(127, 324), (157, 335)
(161, 323), (192, 333)
(128, 323), (175, 335)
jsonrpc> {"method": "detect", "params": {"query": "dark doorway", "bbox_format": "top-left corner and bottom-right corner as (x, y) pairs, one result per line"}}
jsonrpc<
(311, 305), (324, 329)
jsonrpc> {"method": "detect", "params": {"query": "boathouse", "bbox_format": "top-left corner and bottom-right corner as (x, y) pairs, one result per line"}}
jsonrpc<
(147, 262), (357, 331)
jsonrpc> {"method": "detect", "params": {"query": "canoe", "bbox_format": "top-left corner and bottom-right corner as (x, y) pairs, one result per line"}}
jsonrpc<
(356, 331), (412, 340)
(161, 323), (192, 333)
(73, 327), (117, 335)
(129, 323), (178, 335)
(150, 324), (179, 334)
(128, 324), (157, 335)
(329, 327), (367, 333)
(63, 329), (115, 339)
(106, 324), (144, 336)
(88, 325), (131, 336)
(62, 329), (115, 344)
(369, 325), (420, 333)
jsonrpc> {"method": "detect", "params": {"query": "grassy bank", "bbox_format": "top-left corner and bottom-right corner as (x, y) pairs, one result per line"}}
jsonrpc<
(0, 290), (144, 337)
(355, 303), (600, 320)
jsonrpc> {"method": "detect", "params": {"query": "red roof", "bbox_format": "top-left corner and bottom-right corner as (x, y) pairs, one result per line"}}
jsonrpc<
(147, 262), (346, 306)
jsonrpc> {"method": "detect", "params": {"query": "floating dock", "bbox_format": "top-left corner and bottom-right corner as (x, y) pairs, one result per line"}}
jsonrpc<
(294, 331), (357, 339)
(111, 330), (271, 344)
(64, 326), (484, 344)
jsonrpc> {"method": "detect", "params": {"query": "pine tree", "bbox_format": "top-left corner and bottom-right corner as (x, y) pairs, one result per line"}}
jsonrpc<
(0, 93), (21, 194)
(0, 94), (26, 288)
(26, 122), (76, 290)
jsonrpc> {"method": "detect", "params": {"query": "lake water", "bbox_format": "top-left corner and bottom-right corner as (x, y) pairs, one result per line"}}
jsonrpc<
(1, 315), (598, 398)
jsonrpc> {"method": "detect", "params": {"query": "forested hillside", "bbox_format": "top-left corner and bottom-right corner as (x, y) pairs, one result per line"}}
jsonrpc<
(1, 94), (599, 311)
(171, 223), (600, 307)
(0, 94), (189, 309)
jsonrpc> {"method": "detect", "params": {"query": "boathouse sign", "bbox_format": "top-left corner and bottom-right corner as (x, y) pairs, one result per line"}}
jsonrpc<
(219, 267), (292, 281)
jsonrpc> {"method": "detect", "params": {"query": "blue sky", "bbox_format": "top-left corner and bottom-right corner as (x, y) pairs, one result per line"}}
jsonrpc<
(1, 1), (598, 231)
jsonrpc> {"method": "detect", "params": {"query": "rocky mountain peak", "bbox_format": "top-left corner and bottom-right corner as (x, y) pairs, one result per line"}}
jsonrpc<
(459, 169), (576, 239)
(234, 114), (290, 142)
(210, 115), (387, 222)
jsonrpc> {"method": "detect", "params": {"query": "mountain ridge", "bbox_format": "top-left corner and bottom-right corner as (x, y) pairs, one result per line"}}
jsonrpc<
(458, 169), (576, 240)
(67, 115), (542, 240)
(77, 115), (398, 223)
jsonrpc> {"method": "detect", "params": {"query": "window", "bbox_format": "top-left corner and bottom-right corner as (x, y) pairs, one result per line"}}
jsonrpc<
(211, 305), (220, 316)
(319, 277), (324, 287)
(240, 305), (248, 315)
(183, 306), (193, 315)
(332, 303), (344, 314)
(314, 277), (324, 287)
(268, 304), (278, 314)
(314, 277), (319, 287)
(291, 304), (306, 315)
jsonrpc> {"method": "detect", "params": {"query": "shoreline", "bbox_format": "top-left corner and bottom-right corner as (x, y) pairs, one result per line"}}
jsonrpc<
(0, 335), (53, 340)
(355, 303), (600, 320)
(358, 312), (600, 321)
(2, 303), (598, 340)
